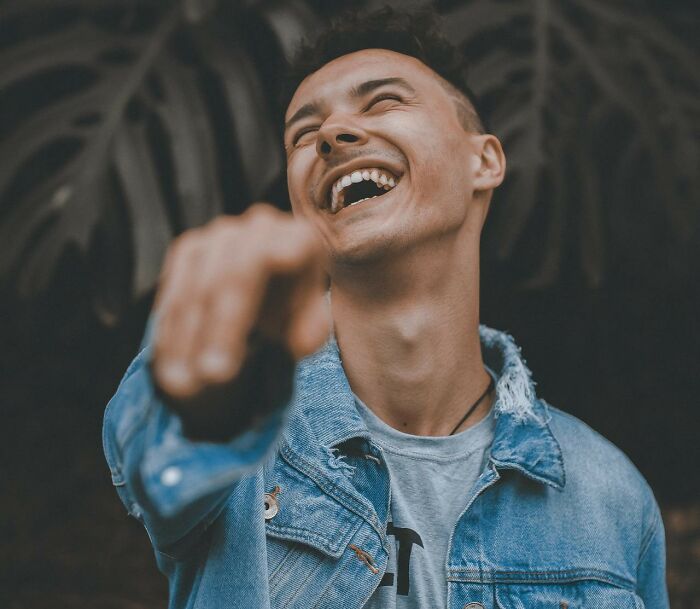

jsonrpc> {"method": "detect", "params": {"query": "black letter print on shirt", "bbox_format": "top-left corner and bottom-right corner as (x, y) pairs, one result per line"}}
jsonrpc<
(379, 523), (424, 596)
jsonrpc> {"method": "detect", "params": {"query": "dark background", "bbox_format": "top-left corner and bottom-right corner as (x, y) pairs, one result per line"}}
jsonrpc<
(1, 0), (698, 606)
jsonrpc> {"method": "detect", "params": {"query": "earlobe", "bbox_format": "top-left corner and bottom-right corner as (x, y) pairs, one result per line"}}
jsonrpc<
(474, 134), (506, 191)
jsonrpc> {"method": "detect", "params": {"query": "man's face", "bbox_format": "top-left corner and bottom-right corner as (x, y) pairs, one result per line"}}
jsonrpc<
(284, 48), (486, 266)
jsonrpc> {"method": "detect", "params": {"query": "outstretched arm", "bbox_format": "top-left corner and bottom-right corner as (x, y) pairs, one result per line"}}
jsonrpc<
(103, 205), (330, 557)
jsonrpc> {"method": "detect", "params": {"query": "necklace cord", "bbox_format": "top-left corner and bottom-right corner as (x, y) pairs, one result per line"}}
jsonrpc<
(448, 375), (495, 436)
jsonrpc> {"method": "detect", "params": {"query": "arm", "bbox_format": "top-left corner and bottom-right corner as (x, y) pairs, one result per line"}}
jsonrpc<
(102, 205), (329, 558)
(102, 341), (287, 557)
(636, 501), (669, 609)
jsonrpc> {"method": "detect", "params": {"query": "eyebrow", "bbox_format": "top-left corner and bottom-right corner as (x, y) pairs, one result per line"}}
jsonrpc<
(350, 77), (416, 98)
(285, 77), (416, 132)
(285, 101), (322, 132)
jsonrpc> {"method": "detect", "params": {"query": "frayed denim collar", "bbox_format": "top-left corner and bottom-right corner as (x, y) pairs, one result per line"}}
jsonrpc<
(284, 325), (565, 489)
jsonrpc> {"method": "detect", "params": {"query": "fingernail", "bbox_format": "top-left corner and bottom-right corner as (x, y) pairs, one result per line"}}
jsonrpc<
(198, 349), (231, 376)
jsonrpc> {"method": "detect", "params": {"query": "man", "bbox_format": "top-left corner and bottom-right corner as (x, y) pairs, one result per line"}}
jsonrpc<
(103, 8), (668, 608)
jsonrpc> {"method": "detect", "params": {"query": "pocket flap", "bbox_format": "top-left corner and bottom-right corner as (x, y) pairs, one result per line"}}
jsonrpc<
(263, 456), (363, 558)
(495, 581), (644, 609)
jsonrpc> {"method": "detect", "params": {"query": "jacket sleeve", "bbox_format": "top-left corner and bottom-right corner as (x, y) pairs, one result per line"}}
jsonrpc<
(102, 323), (288, 558)
(635, 500), (669, 609)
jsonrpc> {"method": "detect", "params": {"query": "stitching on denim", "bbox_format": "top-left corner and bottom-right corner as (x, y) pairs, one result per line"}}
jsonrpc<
(283, 554), (332, 608)
(151, 485), (238, 561)
(268, 543), (298, 582)
(489, 458), (562, 490)
(635, 507), (661, 571)
(270, 547), (328, 606)
(103, 358), (154, 484)
(447, 567), (635, 590)
(269, 545), (306, 597)
(270, 459), (362, 529)
(309, 549), (355, 609)
(186, 558), (206, 609)
(266, 518), (362, 557)
(280, 442), (386, 538)
(543, 404), (567, 488)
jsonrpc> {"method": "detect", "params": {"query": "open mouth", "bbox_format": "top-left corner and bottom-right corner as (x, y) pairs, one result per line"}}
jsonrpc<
(327, 167), (401, 213)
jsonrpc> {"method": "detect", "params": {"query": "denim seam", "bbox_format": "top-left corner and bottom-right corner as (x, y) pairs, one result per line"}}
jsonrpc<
(544, 408), (567, 488)
(120, 392), (156, 459)
(188, 565), (205, 609)
(269, 545), (306, 597)
(635, 508), (661, 572)
(273, 550), (330, 608)
(280, 442), (385, 538)
(447, 568), (635, 590)
(309, 549), (357, 609)
(489, 458), (562, 490)
(268, 543), (298, 581)
(266, 518), (361, 558)
(284, 555), (332, 608)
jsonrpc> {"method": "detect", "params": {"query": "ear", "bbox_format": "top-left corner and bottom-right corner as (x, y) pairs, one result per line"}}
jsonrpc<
(472, 134), (506, 192)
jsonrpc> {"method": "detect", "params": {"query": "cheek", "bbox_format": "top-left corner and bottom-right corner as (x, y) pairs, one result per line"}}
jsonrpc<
(286, 155), (313, 209)
(409, 127), (469, 198)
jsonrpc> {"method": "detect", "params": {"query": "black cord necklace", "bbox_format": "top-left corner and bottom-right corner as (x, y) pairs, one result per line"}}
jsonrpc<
(448, 375), (495, 435)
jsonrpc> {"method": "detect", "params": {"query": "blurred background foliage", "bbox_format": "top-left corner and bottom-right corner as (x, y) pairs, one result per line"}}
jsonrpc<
(0, 0), (698, 606)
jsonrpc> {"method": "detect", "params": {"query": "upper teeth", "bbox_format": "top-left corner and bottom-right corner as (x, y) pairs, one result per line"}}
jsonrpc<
(330, 167), (398, 212)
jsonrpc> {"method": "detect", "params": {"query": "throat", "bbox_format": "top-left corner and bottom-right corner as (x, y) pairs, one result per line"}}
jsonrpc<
(332, 291), (488, 436)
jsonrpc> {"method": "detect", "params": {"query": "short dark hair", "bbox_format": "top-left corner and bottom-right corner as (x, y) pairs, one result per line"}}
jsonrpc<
(283, 6), (486, 133)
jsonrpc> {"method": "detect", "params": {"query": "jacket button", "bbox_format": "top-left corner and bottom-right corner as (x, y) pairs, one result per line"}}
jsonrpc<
(161, 466), (182, 486)
(264, 485), (281, 520)
(463, 604), (484, 609)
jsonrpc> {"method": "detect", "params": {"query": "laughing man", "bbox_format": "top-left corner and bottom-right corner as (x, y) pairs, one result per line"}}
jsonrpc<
(103, 8), (668, 609)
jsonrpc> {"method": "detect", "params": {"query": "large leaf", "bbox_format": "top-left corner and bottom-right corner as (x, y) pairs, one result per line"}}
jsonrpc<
(2, 0), (698, 326)
(0, 0), (322, 322)
(437, 0), (700, 286)
(0, 2), (184, 320)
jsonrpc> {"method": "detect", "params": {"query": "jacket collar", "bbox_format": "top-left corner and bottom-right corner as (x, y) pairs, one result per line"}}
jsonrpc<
(284, 325), (565, 489)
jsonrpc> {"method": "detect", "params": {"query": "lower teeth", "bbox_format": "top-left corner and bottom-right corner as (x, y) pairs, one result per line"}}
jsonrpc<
(348, 195), (378, 207)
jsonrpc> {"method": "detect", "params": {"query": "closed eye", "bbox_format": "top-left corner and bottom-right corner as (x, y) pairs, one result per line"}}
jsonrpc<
(293, 126), (318, 146)
(364, 93), (403, 112)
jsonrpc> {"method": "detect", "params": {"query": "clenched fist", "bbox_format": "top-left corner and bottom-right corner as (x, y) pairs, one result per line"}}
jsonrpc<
(151, 204), (330, 441)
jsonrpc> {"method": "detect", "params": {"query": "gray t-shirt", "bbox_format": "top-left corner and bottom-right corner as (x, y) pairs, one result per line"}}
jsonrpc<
(355, 396), (495, 609)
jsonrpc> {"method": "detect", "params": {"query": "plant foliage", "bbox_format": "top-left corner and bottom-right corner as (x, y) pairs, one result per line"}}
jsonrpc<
(0, 0), (698, 325)
(0, 0), (318, 322)
(429, 0), (700, 287)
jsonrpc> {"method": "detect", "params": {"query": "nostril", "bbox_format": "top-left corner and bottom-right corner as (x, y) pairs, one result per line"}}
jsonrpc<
(320, 140), (331, 155)
(336, 133), (358, 143)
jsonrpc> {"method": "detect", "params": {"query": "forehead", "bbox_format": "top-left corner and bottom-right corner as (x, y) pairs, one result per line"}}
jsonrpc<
(286, 48), (440, 120)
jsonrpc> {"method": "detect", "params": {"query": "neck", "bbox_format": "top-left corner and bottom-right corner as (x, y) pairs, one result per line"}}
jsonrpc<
(330, 234), (492, 436)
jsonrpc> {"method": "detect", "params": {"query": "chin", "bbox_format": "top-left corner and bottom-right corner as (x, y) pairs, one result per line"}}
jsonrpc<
(327, 229), (406, 268)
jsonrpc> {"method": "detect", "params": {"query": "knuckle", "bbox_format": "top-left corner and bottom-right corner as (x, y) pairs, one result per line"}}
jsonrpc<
(169, 230), (202, 259)
(246, 204), (284, 229)
(247, 202), (278, 218)
(209, 214), (237, 231)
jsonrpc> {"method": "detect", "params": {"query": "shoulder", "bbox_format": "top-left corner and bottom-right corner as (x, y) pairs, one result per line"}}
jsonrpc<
(545, 402), (660, 531)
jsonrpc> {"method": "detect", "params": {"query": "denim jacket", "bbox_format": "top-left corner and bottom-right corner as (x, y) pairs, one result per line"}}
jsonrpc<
(103, 325), (668, 609)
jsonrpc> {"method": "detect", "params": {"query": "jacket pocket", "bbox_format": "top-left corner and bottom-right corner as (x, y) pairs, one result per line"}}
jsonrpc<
(264, 456), (366, 608)
(266, 540), (338, 607)
(495, 581), (645, 609)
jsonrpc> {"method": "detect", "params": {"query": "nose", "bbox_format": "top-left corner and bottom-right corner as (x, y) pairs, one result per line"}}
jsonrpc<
(316, 117), (369, 157)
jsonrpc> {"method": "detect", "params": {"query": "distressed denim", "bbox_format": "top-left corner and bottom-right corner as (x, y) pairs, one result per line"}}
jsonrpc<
(103, 325), (668, 609)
